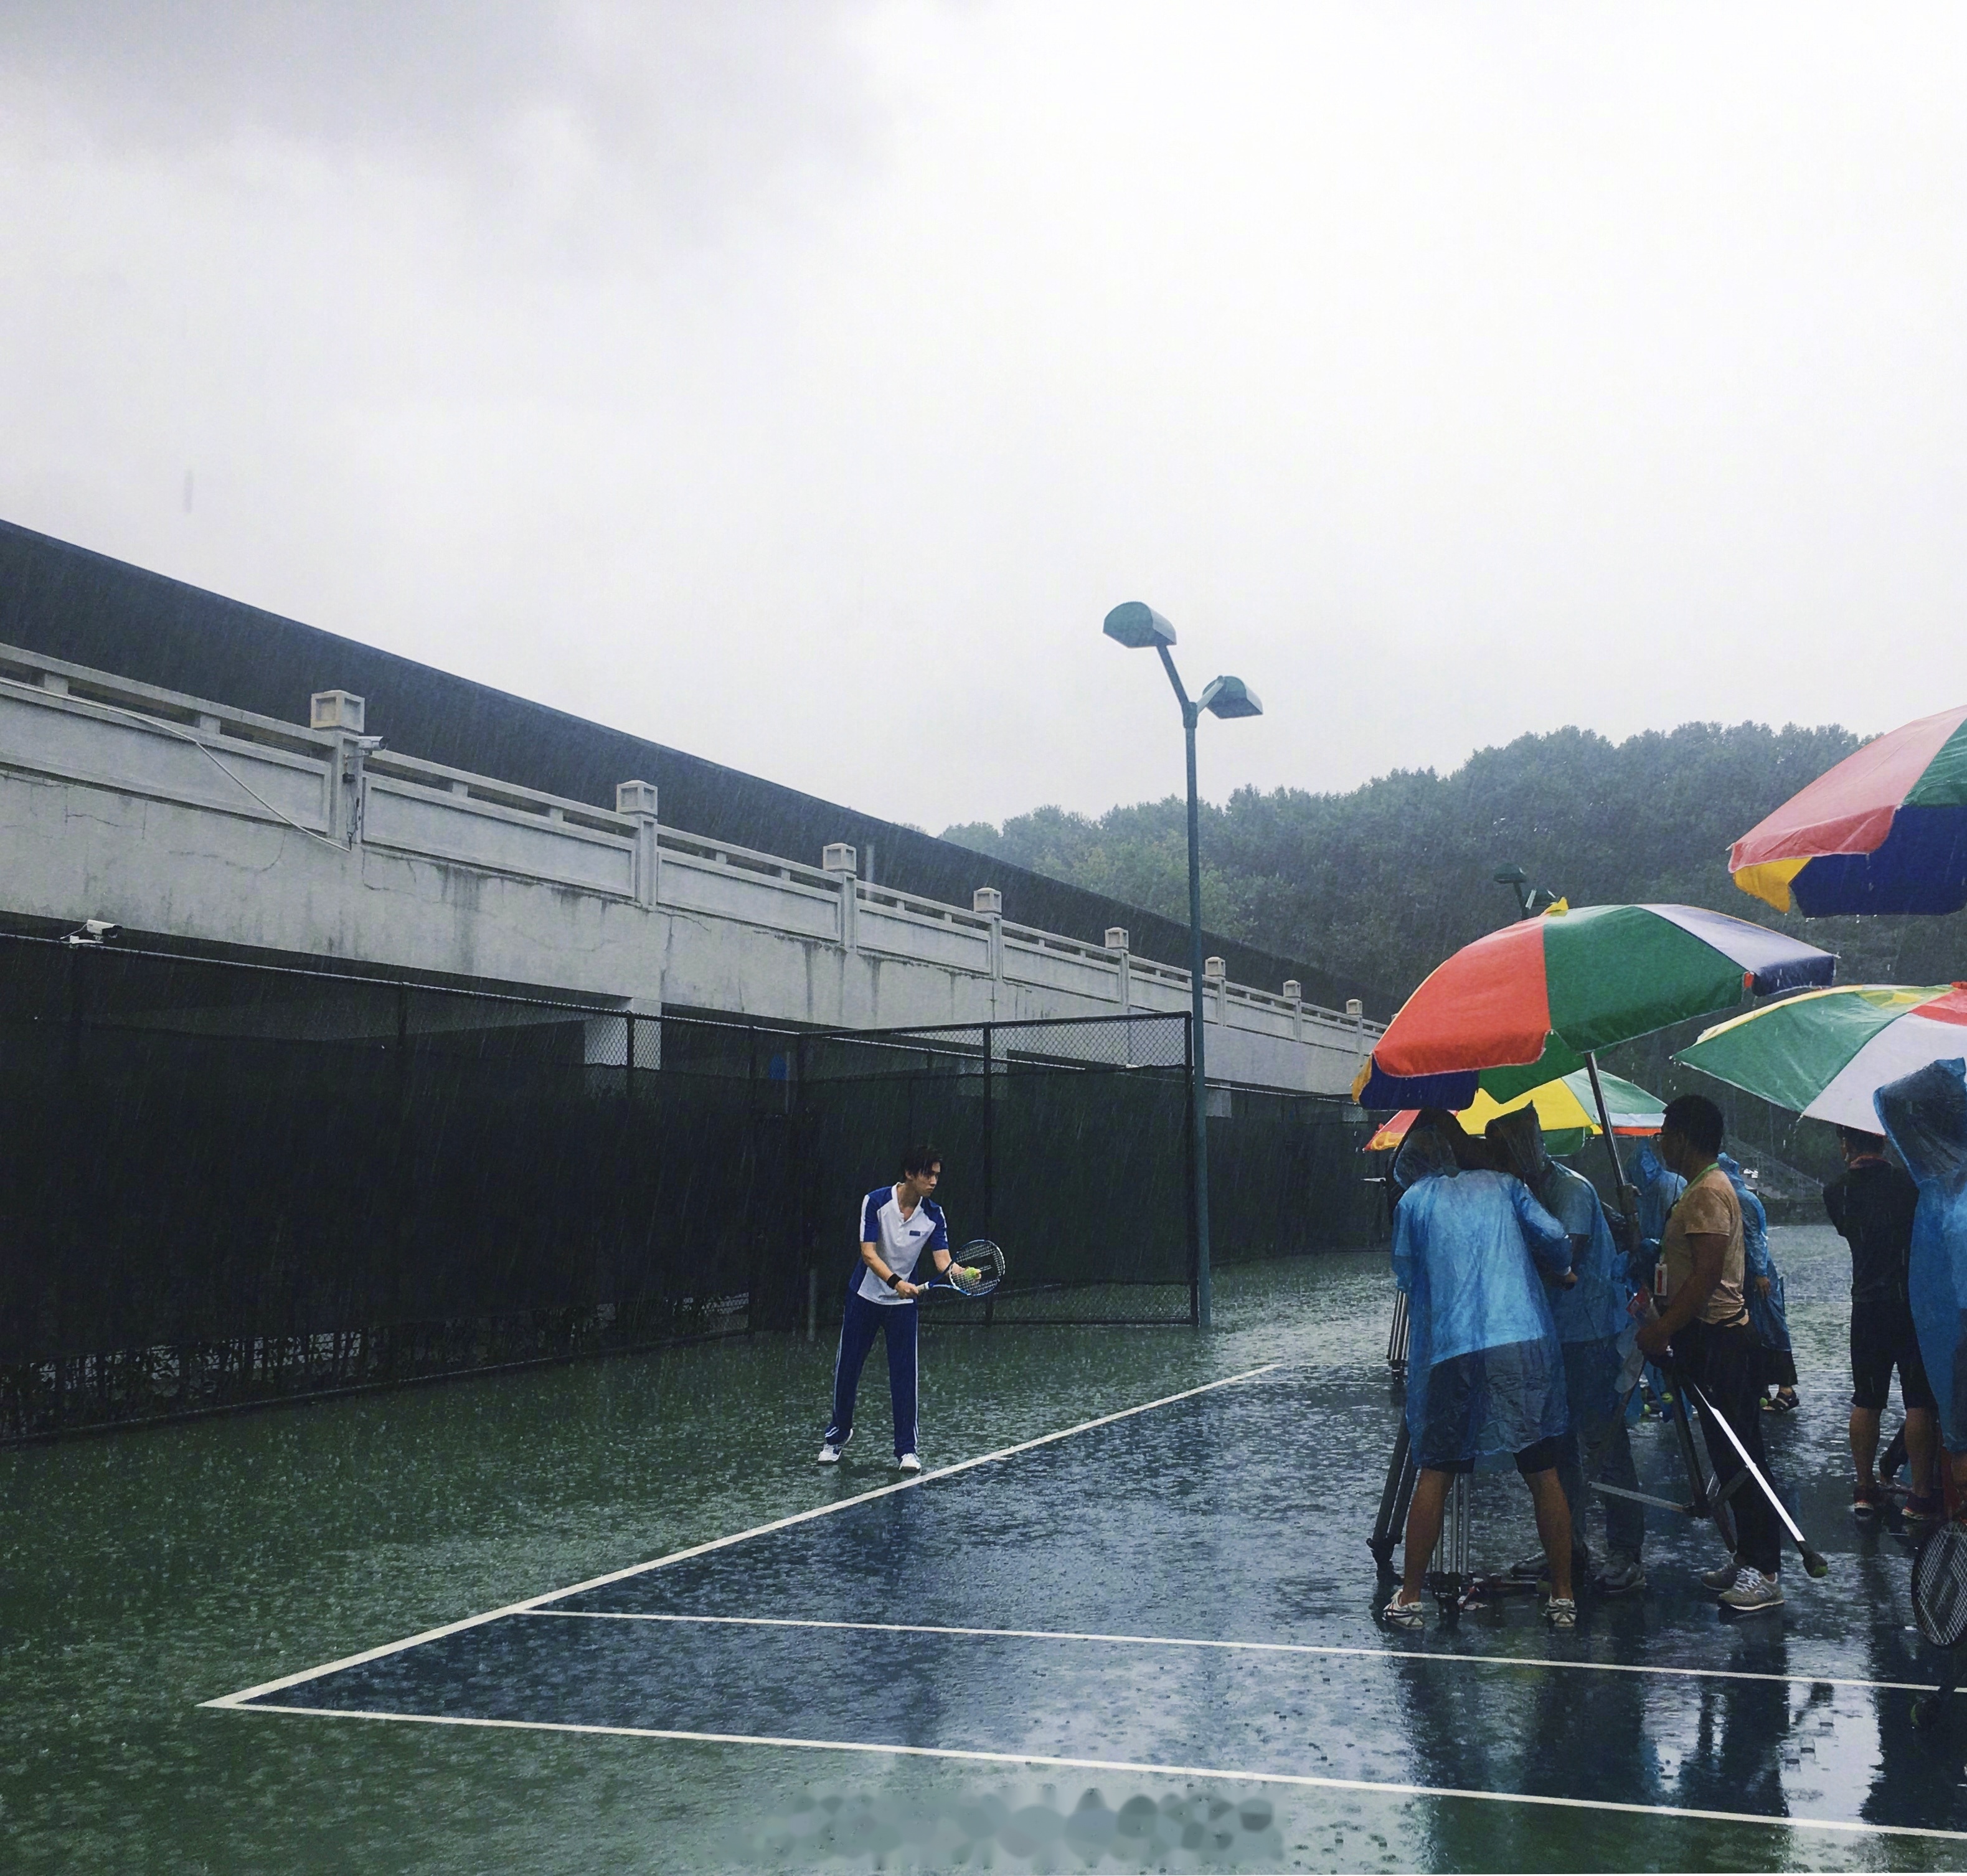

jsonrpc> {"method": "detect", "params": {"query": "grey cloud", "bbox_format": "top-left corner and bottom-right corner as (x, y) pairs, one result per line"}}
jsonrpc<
(6, 2), (885, 229)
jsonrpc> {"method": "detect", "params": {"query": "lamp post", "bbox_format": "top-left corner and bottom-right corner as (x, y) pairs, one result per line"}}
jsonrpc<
(1493, 862), (1558, 922)
(1102, 601), (1263, 1329)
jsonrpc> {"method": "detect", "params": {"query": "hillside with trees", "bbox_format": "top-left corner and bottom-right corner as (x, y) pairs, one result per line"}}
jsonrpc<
(946, 720), (1967, 1181)
(944, 720), (1966, 1012)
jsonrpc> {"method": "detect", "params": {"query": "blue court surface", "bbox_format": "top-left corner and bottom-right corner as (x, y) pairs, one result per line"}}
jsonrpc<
(208, 1347), (1967, 1854)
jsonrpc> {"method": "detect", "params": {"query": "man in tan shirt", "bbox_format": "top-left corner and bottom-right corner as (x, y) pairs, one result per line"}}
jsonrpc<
(1636, 1094), (1786, 1611)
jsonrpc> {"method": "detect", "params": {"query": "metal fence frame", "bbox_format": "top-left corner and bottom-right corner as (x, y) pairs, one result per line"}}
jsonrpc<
(0, 936), (1372, 1440)
(794, 1012), (1201, 1327)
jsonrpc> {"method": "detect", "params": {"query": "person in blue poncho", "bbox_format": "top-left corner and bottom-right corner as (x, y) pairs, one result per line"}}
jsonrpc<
(1628, 1138), (1686, 1271)
(1491, 1109), (1647, 1596)
(1715, 1154), (1800, 1414)
(1874, 1058), (1967, 1507)
(1385, 1113), (1579, 1631)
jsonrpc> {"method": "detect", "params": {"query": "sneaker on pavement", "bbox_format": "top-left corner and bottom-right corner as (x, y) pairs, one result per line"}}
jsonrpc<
(897, 1452), (922, 1473)
(1852, 1482), (1886, 1523)
(1700, 1555), (1745, 1590)
(1384, 1594), (1425, 1631)
(816, 1443), (842, 1464)
(1904, 1492), (1946, 1526)
(1719, 1567), (1783, 1613)
(1596, 1555), (1646, 1597)
(1545, 1596), (1577, 1629)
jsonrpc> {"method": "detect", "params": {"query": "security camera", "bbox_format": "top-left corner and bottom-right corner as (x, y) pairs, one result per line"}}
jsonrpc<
(65, 918), (121, 946)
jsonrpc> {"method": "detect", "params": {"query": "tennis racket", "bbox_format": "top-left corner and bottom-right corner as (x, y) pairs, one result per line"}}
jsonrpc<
(1912, 1522), (1967, 1649)
(915, 1238), (1005, 1298)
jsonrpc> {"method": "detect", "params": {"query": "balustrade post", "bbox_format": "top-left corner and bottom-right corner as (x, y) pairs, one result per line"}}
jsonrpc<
(616, 781), (660, 908)
(1106, 927), (1130, 1007)
(823, 843), (858, 950)
(974, 887), (1004, 980)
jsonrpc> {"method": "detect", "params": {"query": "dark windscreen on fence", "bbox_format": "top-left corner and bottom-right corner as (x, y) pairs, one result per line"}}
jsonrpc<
(0, 937), (1377, 1439)
(794, 1015), (1197, 1326)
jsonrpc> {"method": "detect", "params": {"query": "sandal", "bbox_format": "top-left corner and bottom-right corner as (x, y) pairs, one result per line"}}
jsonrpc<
(1384, 1593), (1425, 1631)
(1761, 1389), (1800, 1414)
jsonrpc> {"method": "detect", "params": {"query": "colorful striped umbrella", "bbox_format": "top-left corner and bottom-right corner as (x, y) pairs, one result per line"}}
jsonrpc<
(1361, 1068), (1666, 1156)
(1353, 902), (1837, 1111)
(1676, 983), (1967, 1131)
(1731, 704), (1967, 915)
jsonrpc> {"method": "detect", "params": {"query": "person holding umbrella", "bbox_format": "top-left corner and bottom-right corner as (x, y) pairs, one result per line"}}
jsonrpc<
(1875, 1060), (1967, 1507)
(1715, 1154), (1799, 1415)
(1826, 1123), (1941, 1522)
(1489, 1107), (1648, 1596)
(1384, 1114), (1580, 1631)
(1636, 1096), (1790, 1612)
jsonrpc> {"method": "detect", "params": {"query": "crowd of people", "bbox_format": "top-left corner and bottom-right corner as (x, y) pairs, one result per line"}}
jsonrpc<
(1382, 1086), (1949, 1628)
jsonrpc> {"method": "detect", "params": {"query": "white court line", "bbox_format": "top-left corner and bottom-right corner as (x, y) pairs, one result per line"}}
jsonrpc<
(219, 1702), (1967, 1844)
(523, 1608), (1961, 1700)
(203, 1362), (1280, 1710)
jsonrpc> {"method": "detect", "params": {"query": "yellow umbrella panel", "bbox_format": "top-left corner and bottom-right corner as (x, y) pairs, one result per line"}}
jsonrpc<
(1362, 1069), (1664, 1156)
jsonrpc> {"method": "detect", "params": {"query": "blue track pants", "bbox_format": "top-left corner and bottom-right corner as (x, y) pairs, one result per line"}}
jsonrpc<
(825, 1289), (919, 1458)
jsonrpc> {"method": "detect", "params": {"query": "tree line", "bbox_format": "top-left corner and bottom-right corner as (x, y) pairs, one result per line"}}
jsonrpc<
(946, 719), (1967, 1183)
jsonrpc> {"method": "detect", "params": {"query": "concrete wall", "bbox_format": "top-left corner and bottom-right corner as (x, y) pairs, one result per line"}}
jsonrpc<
(0, 643), (1380, 1093)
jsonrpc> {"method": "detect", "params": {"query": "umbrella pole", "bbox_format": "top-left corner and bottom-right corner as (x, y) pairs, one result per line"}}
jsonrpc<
(1584, 1051), (1641, 1254)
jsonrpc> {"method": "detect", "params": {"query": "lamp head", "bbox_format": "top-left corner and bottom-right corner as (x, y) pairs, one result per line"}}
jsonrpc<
(1103, 601), (1177, 649)
(1199, 675), (1262, 719)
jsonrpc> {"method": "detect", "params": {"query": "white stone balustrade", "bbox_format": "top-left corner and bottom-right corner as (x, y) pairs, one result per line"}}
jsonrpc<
(0, 642), (1380, 1093)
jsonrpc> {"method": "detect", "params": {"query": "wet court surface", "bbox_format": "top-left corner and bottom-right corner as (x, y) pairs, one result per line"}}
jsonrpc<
(12, 1228), (1967, 1869)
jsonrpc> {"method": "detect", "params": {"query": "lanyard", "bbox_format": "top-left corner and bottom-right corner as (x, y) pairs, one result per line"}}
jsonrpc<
(1664, 1163), (1720, 1231)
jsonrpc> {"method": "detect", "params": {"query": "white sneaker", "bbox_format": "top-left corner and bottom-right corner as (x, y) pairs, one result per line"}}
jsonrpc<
(1718, 1567), (1783, 1613)
(816, 1443), (842, 1464)
(897, 1453), (922, 1473)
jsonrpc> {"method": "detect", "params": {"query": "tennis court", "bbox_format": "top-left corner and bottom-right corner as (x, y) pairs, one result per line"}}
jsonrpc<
(11, 1228), (1967, 1871)
(200, 1228), (1967, 1865)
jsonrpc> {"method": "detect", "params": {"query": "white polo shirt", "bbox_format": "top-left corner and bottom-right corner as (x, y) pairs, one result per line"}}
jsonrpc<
(857, 1185), (949, 1304)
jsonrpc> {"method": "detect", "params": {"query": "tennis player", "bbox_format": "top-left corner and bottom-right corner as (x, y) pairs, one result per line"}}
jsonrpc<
(817, 1144), (953, 1472)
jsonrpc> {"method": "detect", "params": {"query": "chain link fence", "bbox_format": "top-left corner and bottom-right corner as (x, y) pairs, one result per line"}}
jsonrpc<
(0, 938), (1375, 1440)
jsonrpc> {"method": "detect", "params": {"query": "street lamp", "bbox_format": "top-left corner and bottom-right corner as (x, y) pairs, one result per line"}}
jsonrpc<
(1493, 863), (1559, 922)
(1102, 600), (1263, 1330)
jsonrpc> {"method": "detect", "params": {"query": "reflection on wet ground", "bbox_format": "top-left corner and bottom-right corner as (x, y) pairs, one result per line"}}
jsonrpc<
(229, 1232), (1967, 1853)
(11, 1226), (1967, 1870)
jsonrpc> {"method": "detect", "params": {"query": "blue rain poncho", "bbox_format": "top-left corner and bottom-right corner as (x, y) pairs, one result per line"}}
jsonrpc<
(1391, 1128), (1573, 1468)
(1490, 1108), (1631, 1346)
(1628, 1140), (1686, 1243)
(1627, 1139), (1686, 1278)
(1875, 1058), (1967, 1452)
(1720, 1152), (1792, 1357)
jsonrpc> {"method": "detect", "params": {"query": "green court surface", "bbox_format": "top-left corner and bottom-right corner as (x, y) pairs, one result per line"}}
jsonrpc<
(5, 1229), (1966, 1872)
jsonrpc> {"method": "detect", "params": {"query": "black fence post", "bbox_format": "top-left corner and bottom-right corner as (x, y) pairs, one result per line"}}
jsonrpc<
(794, 1033), (811, 1338)
(981, 1022), (994, 1330)
(1184, 1012), (1199, 1329)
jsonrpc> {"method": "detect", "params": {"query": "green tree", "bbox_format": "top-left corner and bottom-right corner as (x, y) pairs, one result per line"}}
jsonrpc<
(945, 719), (1967, 1008)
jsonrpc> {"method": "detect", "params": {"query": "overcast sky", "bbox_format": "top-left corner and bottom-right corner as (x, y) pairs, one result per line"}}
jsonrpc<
(4, 4), (1963, 832)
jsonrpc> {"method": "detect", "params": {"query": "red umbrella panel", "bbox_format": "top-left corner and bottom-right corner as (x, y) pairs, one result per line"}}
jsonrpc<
(1354, 902), (1836, 1112)
(1731, 704), (1967, 916)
